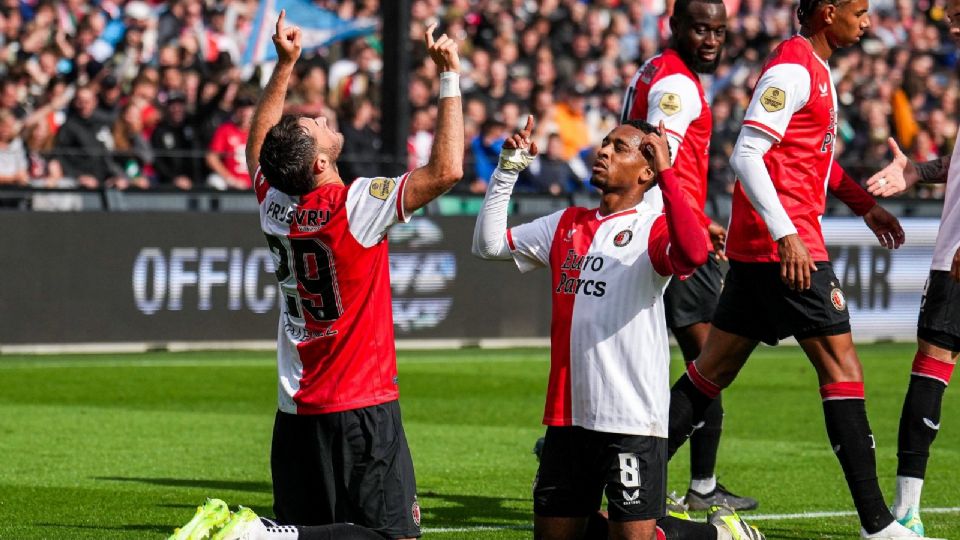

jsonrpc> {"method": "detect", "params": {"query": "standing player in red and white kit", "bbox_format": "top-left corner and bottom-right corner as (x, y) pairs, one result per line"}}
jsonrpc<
(246, 14), (463, 539)
(475, 116), (764, 540)
(663, 1), (921, 539)
(620, 0), (757, 511)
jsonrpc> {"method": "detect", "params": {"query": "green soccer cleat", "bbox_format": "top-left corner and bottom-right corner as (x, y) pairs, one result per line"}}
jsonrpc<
(667, 491), (691, 520)
(709, 505), (765, 540)
(896, 507), (925, 536)
(168, 498), (231, 540)
(212, 506), (268, 540)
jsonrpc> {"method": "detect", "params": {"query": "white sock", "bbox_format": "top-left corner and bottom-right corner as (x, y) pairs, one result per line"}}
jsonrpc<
(690, 475), (717, 495)
(713, 524), (733, 540)
(264, 523), (299, 539)
(892, 476), (924, 518)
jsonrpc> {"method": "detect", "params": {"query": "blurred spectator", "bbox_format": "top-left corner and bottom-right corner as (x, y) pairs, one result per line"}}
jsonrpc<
(54, 85), (114, 188)
(205, 95), (253, 190)
(0, 110), (28, 186)
(407, 106), (433, 170)
(340, 97), (382, 180)
(551, 85), (590, 162)
(151, 92), (200, 190)
(109, 101), (153, 189)
(23, 120), (65, 187)
(469, 118), (505, 193)
(519, 133), (575, 195)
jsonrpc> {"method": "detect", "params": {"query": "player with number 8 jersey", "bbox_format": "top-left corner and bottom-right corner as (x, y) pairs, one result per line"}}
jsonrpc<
(244, 14), (464, 538)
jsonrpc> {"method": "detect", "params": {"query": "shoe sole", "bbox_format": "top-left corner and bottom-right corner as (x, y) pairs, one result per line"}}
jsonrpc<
(688, 499), (759, 511)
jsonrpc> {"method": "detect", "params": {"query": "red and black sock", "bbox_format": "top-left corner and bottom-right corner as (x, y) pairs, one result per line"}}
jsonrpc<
(897, 351), (954, 479)
(668, 364), (721, 459)
(820, 382), (893, 534)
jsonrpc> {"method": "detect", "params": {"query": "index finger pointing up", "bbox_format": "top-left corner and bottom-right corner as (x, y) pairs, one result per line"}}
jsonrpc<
(522, 115), (535, 137)
(276, 9), (286, 36)
(425, 23), (437, 48)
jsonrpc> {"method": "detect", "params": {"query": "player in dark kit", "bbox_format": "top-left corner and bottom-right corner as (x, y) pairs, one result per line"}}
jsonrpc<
(662, 1), (923, 538)
(621, 0), (755, 510)
(246, 12), (462, 540)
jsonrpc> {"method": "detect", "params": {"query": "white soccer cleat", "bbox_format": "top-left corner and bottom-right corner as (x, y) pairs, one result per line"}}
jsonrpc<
(211, 506), (268, 540)
(860, 519), (946, 539)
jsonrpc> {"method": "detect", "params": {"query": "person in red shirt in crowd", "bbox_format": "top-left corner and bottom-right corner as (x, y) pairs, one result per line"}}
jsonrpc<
(206, 95), (254, 189)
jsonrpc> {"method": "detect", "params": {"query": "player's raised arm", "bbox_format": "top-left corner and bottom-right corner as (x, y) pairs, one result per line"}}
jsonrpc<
(473, 115), (538, 260)
(402, 24), (464, 214)
(245, 10), (301, 176)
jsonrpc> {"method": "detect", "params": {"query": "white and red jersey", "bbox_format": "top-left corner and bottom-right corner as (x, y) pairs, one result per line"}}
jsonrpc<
(507, 200), (675, 437)
(622, 48), (713, 250)
(934, 137), (960, 271)
(727, 36), (838, 262)
(255, 168), (411, 415)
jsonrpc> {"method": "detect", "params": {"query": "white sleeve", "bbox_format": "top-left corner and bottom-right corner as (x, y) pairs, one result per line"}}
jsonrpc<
(729, 127), (798, 240)
(472, 167), (519, 260)
(743, 63), (811, 141)
(346, 173), (411, 247)
(646, 74), (702, 165)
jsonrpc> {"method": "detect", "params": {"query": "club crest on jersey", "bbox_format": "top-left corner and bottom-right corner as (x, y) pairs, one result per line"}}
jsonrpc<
(369, 177), (396, 200)
(639, 61), (658, 84)
(658, 93), (681, 116)
(830, 287), (846, 311)
(613, 229), (633, 247)
(760, 87), (786, 112)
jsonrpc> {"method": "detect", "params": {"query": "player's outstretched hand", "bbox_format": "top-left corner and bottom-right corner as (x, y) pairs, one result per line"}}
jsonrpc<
(425, 23), (460, 73)
(273, 10), (302, 65)
(865, 138), (909, 197)
(862, 204), (905, 250)
(777, 234), (817, 291)
(498, 115), (538, 172)
(640, 121), (672, 174)
(708, 221), (728, 262)
(951, 247), (960, 283)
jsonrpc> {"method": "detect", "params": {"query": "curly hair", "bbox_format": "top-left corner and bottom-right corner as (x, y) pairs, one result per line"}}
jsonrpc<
(796, 0), (856, 26)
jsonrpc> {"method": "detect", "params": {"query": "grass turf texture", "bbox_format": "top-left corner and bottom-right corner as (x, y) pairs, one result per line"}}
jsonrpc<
(0, 343), (957, 539)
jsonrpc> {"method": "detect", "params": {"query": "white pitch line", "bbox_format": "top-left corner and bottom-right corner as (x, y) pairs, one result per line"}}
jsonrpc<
(421, 507), (960, 534)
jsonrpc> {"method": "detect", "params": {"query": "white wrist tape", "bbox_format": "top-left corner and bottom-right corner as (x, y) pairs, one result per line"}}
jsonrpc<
(498, 147), (535, 172)
(439, 71), (460, 98)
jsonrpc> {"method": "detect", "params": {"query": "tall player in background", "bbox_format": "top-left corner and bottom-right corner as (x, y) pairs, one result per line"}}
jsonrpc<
(246, 12), (463, 539)
(662, 0), (921, 538)
(620, 0), (756, 511)
(864, 2), (960, 526)
(475, 116), (764, 540)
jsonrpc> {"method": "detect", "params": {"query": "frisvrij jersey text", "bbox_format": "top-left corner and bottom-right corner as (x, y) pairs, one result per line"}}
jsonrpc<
(255, 169), (410, 415)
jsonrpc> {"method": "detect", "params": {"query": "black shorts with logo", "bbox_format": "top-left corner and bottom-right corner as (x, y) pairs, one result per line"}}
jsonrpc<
(271, 400), (421, 538)
(712, 261), (851, 346)
(665, 255), (724, 329)
(533, 426), (667, 522)
(918, 270), (960, 352)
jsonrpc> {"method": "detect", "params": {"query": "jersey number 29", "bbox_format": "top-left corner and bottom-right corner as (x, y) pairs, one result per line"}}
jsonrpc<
(265, 234), (343, 322)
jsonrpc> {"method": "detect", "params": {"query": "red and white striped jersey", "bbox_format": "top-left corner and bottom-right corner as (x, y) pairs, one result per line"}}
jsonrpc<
(622, 48), (713, 249)
(255, 168), (411, 415)
(727, 36), (838, 262)
(507, 200), (674, 436)
(934, 135), (960, 272)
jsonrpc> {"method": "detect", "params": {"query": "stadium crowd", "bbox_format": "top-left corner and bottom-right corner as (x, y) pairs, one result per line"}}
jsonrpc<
(0, 0), (953, 207)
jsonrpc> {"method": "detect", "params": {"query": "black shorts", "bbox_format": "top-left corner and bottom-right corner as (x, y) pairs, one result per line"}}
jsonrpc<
(712, 261), (851, 346)
(271, 400), (421, 538)
(918, 270), (960, 352)
(533, 426), (667, 522)
(665, 256), (724, 329)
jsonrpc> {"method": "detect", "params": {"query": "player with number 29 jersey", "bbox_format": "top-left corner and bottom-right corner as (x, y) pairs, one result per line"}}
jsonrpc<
(256, 168), (411, 415)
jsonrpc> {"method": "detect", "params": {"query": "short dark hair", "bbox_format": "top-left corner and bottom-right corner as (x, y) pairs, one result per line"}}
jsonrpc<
(621, 119), (673, 161)
(796, 0), (854, 26)
(671, 0), (724, 22)
(259, 115), (318, 196)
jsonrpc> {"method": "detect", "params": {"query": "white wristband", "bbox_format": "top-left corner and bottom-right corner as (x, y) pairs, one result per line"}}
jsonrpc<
(439, 71), (460, 98)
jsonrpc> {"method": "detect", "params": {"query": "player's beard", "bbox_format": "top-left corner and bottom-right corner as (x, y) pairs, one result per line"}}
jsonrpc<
(680, 47), (722, 74)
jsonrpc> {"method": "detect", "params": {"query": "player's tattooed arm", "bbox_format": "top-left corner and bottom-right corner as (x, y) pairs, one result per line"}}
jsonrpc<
(246, 10), (301, 175)
(913, 155), (951, 184)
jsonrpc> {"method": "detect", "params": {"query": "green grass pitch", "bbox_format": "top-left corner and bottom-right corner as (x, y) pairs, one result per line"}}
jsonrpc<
(0, 343), (957, 539)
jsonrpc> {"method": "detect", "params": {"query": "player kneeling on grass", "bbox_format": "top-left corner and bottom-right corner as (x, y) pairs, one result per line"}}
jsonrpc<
(168, 498), (383, 540)
(473, 115), (764, 540)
